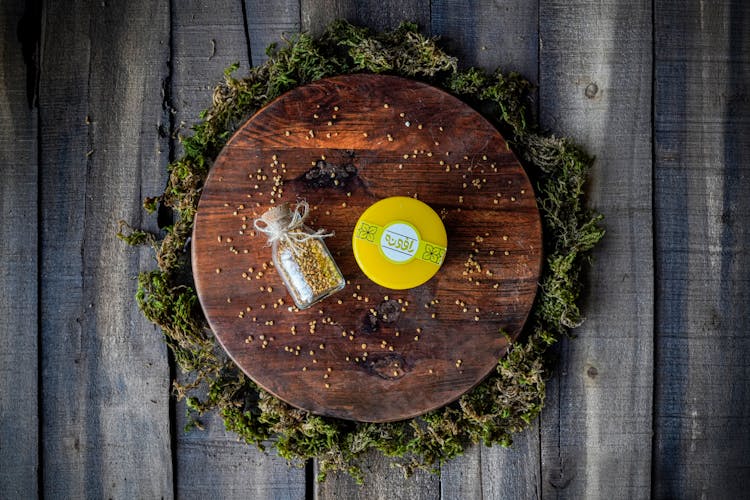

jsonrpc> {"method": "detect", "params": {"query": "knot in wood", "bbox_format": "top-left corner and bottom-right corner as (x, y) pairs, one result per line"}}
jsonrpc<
(302, 159), (357, 189)
(365, 354), (409, 380)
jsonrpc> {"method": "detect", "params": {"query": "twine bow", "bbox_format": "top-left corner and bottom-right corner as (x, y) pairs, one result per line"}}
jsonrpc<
(253, 200), (333, 254)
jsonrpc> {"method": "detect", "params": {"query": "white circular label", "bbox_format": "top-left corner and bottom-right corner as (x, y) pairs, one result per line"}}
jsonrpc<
(380, 222), (420, 263)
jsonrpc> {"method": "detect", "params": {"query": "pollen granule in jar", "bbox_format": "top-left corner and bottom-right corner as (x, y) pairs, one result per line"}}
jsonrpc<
(254, 201), (345, 309)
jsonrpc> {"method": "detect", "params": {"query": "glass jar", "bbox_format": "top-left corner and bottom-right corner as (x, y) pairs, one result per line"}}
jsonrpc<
(255, 202), (345, 309)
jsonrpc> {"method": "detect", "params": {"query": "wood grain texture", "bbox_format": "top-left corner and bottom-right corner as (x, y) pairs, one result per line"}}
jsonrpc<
(4, 1), (747, 496)
(171, 0), (251, 157)
(432, 2), (542, 497)
(653, 1), (750, 497)
(538, 0), (653, 498)
(192, 74), (542, 422)
(244, 0), (300, 66)
(38, 0), (173, 497)
(298, 0), (433, 488)
(441, 422), (542, 499)
(176, 415), (306, 500)
(431, 0), (538, 79)
(0, 1), (39, 497)
(316, 455), (439, 499)
(301, 0), (430, 37)
(171, 2), (307, 497)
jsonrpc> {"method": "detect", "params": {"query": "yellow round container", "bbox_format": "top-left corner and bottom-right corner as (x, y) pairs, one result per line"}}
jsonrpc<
(352, 196), (448, 290)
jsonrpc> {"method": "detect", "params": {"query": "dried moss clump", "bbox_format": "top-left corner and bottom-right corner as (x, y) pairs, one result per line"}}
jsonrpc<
(118, 19), (604, 482)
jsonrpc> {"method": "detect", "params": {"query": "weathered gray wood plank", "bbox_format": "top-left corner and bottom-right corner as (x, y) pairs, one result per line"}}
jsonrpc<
(301, 0), (430, 37)
(441, 422), (542, 500)
(244, 0), (300, 66)
(298, 2), (434, 496)
(316, 457), (439, 500)
(38, 0), (173, 497)
(653, 1), (750, 497)
(538, 0), (653, 498)
(0, 1), (39, 497)
(171, 0), (251, 155)
(177, 421), (306, 499)
(432, 2), (542, 498)
(431, 0), (538, 78)
(171, 2), (306, 498)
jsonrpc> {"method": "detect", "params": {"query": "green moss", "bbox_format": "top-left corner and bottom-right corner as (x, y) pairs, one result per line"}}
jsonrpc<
(120, 20), (604, 482)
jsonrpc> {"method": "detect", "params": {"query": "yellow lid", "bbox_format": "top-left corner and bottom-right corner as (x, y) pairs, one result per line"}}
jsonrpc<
(352, 197), (447, 290)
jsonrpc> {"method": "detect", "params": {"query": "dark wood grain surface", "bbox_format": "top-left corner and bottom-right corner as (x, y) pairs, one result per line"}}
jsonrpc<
(433, 2), (544, 497)
(192, 74), (542, 422)
(0, 2), (39, 498)
(169, 2), (308, 497)
(2, 0), (749, 498)
(35, 0), (173, 497)
(537, 0), (655, 498)
(653, 2), (750, 498)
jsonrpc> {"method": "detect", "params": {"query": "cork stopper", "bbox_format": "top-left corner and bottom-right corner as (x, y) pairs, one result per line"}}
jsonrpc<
(260, 203), (292, 227)
(255, 203), (293, 236)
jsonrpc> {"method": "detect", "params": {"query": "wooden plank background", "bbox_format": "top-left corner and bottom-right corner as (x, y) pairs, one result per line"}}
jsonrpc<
(0, 2), (39, 498)
(1, 0), (748, 498)
(653, 1), (750, 498)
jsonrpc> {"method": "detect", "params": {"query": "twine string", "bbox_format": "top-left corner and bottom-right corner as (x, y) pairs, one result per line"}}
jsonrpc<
(253, 200), (333, 255)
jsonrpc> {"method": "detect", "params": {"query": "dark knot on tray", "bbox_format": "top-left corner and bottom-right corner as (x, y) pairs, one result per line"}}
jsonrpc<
(361, 299), (401, 334)
(363, 353), (409, 380)
(300, 156), (358, 189)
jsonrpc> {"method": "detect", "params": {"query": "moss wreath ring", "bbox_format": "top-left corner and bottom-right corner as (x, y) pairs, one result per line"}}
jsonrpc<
(119, 20), (604, 482)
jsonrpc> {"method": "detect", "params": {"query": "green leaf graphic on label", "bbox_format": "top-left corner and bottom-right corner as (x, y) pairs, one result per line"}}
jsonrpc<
(355, 220), (446, 265)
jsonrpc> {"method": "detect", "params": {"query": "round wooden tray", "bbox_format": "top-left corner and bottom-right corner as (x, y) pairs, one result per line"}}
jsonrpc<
(192, 74), (542, 422)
